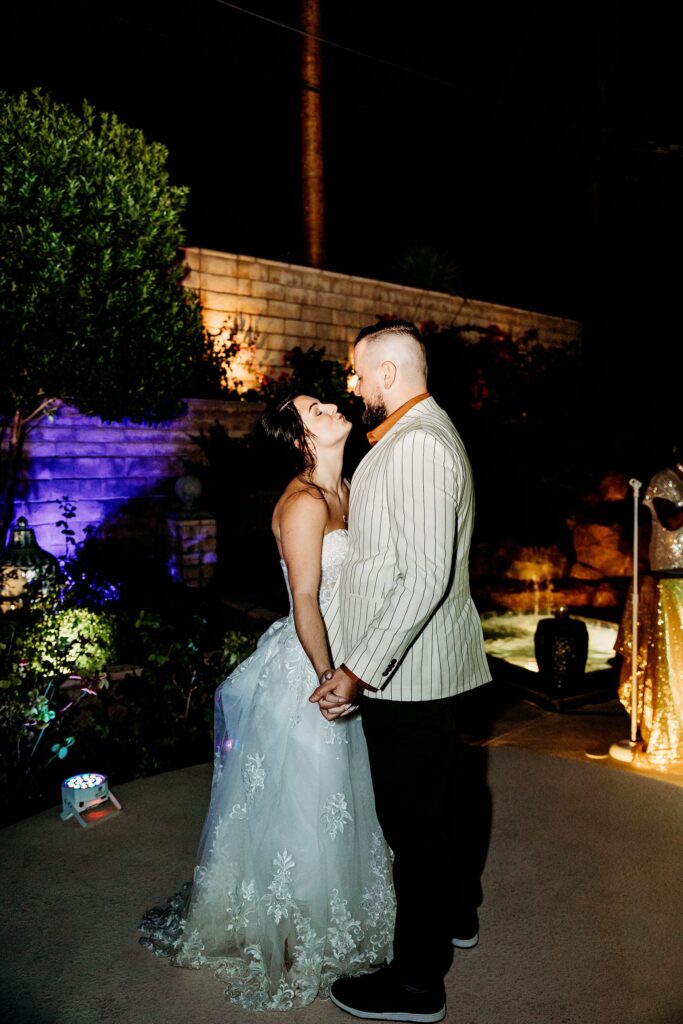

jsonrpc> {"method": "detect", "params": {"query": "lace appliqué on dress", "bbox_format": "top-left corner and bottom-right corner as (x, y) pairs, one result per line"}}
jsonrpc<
(138, 530), (396, 1009)
(323, 720), (349, 745)
(140, 829), (395, 1010)
(242, 752), (266, 799)
(264, 849), (296, 923)
(321, 792), (353, 839)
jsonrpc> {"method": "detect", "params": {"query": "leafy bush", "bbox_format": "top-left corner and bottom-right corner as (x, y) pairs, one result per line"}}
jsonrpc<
(18, 607), (116, 678)
(259, 345), (354, 408)
(0, 603), (114, 818)
(0, 87), (205, 425)
(219, 630), (260, 673)
(0, 87), (207, 541)
(188, 316), (261, 400)
(0, 509), (263, 824)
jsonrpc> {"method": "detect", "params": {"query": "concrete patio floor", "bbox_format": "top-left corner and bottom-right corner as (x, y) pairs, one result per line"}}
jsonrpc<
(2, 682), (682, 1024)
(466, 684), (683, 790)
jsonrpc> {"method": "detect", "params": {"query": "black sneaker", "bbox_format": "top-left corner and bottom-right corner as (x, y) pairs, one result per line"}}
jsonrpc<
(451, 909), (479, 949)
(330, 967), (446, 1022)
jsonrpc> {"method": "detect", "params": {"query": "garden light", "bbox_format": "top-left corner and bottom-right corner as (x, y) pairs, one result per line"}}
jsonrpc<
(0, 516), (58, 611)
(60, 772), (121, 829)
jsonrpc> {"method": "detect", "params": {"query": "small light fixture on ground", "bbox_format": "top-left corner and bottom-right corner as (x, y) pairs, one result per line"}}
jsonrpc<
(61, 772), (121, 829)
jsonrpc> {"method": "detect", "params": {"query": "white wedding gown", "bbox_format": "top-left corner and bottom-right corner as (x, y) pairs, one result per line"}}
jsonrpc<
(139, 529), (395, 1010)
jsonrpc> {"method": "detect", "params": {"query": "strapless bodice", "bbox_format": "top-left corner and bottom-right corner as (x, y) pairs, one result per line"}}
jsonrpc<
(280, 529), (348, 614)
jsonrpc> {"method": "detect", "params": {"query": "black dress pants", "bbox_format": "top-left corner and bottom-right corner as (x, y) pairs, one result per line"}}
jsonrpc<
(360, 693), (488, 987)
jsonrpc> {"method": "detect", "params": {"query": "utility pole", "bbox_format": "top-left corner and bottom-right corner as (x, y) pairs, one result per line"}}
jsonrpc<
(300, 0), (325, 267)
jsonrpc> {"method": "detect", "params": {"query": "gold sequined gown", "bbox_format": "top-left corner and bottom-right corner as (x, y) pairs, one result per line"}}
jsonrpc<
(617, 469), (683, 766)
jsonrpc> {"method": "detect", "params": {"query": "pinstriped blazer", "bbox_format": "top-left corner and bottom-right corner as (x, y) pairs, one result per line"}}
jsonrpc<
(326, 396), (491, 701)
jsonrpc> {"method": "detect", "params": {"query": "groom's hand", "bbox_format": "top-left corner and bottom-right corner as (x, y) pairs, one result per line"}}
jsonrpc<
(310, 668), (361, 720)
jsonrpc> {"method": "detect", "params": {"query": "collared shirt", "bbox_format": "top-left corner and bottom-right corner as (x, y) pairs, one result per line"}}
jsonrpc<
(340, 392), (431, 690)
(366, 392), (431, 447)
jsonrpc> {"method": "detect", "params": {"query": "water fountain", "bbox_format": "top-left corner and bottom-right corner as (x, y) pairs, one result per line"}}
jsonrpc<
(479, 547), (620, 710)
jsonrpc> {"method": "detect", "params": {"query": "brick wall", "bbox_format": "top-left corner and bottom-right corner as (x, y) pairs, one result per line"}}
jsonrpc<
(15, 399), (264, 557)
(184, 247), (582, 378)
(10, 252), (582, 558)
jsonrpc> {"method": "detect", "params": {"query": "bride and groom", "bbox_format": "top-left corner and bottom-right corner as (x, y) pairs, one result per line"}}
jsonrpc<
(140, 319), (491, 1020)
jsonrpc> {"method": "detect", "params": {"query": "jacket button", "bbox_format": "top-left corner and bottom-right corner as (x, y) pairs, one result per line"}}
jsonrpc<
(382, 659), (397, 677)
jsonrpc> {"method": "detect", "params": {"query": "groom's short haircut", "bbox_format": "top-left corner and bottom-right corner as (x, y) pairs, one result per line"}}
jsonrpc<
(355, 319), (423, 347)
(355, 319), (427, 379)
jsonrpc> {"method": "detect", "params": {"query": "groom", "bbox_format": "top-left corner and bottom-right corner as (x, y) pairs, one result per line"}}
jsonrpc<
(311, 319), (491, 1022)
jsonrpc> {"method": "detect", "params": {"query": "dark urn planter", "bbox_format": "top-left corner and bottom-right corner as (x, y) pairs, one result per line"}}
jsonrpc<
(534, 607), (589, 694)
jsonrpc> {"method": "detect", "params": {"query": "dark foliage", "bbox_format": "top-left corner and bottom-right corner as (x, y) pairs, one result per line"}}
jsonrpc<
(0, 88), (206, 425)
(422, 323), (590, 545)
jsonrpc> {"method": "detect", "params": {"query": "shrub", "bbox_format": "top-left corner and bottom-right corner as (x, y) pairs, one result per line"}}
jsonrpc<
(0, 87), (207, 540)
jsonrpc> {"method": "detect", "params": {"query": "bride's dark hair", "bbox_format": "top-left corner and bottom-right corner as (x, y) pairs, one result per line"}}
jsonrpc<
(261, 392), (317, 475)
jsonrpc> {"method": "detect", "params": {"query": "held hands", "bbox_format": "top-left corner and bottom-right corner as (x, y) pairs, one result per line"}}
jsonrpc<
(309, 668), (360, 720)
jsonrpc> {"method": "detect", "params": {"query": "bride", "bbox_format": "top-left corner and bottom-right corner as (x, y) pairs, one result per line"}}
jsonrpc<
(139, 393), (395, 1010)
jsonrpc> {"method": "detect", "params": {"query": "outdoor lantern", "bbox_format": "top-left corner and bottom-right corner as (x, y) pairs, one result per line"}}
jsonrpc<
(60, 772), (121, 828)
(1, 516), (59, 611)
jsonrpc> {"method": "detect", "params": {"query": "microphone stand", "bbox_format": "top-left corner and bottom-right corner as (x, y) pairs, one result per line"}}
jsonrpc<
(610, 478), (642, 763)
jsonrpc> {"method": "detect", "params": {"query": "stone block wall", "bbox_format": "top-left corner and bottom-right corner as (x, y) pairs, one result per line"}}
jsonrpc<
(183, 247), (582, 381)
(15, 399), (264, 557)
(9, 251), (582, 560)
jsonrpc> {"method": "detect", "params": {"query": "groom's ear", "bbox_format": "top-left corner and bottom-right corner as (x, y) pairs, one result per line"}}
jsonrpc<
(381, 360), (397, 389)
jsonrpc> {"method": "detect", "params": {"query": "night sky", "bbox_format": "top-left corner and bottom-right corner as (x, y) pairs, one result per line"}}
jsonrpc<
(3, 1), (682, 396)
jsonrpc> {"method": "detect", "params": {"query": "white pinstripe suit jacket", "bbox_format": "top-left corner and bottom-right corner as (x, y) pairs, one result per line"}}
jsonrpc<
(326, 396), (491, 701)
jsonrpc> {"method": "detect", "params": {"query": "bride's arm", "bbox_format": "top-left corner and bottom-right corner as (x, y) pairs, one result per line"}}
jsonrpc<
(279, 490), (334, 681)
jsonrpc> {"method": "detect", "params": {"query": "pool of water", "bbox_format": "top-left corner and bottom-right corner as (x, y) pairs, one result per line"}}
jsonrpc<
(481, 611), (619, 674)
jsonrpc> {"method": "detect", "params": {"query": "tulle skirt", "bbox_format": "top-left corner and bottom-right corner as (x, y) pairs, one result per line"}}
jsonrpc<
(139, 614), (395, 1010)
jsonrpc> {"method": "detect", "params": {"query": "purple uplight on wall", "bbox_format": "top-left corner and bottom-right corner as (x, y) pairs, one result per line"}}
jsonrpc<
(16, 405), (178, 556)
(16, 400), (262, 558)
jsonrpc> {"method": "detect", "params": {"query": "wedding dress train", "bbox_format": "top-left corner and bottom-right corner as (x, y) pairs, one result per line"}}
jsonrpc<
(139, 530), (395, 1009)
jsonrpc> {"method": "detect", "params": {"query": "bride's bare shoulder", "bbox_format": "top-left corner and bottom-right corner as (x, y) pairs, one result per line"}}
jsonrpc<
(272, 479), (327, 541)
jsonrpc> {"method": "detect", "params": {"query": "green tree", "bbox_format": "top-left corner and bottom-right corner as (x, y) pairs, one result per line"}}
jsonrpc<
(0, 88), (206, 543)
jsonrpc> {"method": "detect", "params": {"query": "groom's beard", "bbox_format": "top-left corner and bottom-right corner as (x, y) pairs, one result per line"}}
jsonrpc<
(361, 395), (388, 429)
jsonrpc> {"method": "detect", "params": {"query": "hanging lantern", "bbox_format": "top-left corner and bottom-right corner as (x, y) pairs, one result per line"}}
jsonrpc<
(1, 516), (59, 611)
